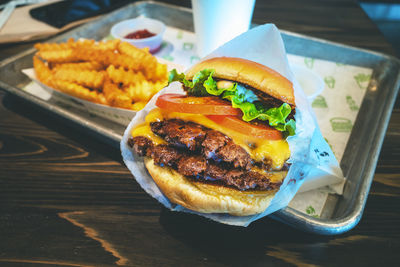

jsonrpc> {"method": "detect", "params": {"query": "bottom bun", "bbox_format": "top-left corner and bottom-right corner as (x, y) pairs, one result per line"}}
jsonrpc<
(145, 158), (279, 216)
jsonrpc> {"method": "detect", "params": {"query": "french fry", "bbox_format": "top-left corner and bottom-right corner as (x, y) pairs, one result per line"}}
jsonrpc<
(34, 38), (75, 51)
(73, 48), (142, 72)
(106, 65), (145, 86)
(38, 49), (78, 63)
(50, 79), (106, 104)
(92, 39), (120, 52)
(103, 79), (132, 109)
(117, 42), (168, 83)
(118, 41), (151, 62)
(73, 39), (96, 49)
(33, 56), (53, 84)
(52, 61), (104, 72)
(73, 39), (119, 51)
(152, 62), (168, 83)
(125, 80), (167, 103)
(117, 42), (157, 80)
(53, 69), (105, 90)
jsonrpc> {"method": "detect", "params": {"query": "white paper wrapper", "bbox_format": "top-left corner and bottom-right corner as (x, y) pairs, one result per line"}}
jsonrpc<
(121, 24), (344, 226)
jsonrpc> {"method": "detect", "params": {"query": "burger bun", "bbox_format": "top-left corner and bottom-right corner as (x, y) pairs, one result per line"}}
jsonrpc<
(186, 57), (295, 105)
(145, 158), (278, 216)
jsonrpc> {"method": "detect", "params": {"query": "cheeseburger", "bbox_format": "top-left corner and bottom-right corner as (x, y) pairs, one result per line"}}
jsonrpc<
(127, 57), (296, 216)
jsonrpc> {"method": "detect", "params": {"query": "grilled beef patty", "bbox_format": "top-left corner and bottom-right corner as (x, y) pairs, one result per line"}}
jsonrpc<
(151, 119), (252, 170)
(129, 136), (281, 191)
(129, 119), (286, 191)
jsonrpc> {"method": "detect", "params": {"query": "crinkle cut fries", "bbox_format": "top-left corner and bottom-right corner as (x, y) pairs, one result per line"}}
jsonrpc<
(33, 38), (168, 110)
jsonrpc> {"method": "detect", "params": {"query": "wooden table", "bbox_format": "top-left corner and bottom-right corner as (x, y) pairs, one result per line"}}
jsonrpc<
(1, 0), (399, 266)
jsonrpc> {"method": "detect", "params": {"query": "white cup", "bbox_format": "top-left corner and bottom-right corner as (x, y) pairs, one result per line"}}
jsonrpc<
(192, 0), (256, 57)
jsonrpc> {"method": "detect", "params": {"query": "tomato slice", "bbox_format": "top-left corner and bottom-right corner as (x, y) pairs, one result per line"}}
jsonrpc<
(206, 115), (283, 140)
(156, 94), (241, 116)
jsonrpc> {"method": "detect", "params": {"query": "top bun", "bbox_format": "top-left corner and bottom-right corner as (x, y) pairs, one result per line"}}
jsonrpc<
(186, 57), (295, 105)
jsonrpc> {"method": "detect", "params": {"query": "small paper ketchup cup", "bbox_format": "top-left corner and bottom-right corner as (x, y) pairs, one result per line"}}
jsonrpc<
(111, 17), (166, 53)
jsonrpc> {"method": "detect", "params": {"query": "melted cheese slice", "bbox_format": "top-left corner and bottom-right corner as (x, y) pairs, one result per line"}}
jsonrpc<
(132, 108), (290, 170)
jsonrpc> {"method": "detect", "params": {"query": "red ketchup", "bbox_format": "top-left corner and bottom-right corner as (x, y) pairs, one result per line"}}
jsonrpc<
(124, 29), (156, 39)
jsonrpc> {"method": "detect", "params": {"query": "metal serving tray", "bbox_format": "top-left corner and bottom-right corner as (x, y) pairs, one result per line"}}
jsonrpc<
(1, 1), (399, 235)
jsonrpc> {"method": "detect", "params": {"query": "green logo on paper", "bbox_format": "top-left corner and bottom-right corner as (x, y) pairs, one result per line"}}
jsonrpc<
(190, 55), (200, 64)
(104, 34), (115, 41)
(304, 57), (315, 68)
(354, 73), (371, 89)
(324, 76), (336, 89)
(330, 117), (353, 132)
(306, 205), (319, 218)
(183, 42), (194, 51)
(177, 30), (183, 39)
(346, 95), (359, 111)
(312, 95), (328, 108)
(160, 42), (168, 49)
(162, 55), (174, 61)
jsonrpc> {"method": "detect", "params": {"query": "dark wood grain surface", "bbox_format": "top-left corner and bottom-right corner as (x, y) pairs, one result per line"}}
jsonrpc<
(1, 0), (399, 266)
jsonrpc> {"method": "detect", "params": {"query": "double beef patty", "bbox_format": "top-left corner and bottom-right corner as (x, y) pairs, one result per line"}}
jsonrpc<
(129, 119), (283, 191)
(151, 119), (252, 170)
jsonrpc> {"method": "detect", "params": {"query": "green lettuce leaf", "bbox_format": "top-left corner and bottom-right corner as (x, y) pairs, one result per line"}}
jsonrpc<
(168, 69), (190, 86)
(168, 68), (212, 96)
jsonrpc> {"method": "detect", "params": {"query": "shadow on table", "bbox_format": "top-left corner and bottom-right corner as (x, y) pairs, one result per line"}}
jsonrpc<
(159, 207), (331, 264)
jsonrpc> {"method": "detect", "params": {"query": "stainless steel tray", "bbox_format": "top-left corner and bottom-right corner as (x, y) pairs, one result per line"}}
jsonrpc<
(1, 1), (399, 235)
